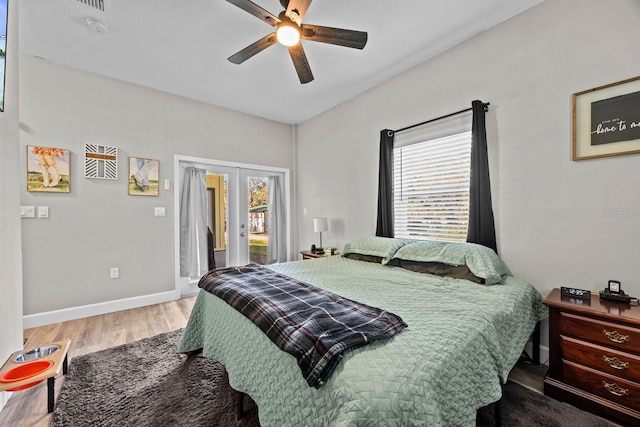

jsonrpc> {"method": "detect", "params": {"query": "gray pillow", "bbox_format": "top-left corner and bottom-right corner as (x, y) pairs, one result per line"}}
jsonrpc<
(386, 258), (484, 283)
(341, 236), (411, 264)
(342, 253), (384, 264)
(387, 240), (511, 285)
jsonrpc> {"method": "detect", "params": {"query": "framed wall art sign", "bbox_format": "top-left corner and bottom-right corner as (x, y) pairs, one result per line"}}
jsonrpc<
(84, 143), (118, 180)
(573, 75), (640, 160)
(26, 145), (71, 193)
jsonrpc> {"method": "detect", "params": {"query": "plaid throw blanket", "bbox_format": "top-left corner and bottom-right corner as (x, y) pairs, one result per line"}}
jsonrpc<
(198, 264), (407, 388)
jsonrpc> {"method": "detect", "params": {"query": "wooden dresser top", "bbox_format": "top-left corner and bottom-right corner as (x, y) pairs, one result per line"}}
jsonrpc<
(544, 288), (640, 324)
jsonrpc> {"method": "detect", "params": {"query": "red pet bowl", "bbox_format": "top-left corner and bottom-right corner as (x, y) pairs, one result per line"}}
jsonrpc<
(0, 360), (54, 391)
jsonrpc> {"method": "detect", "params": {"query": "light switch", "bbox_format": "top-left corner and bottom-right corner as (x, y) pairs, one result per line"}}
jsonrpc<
(38, 206), (49, 218)
(21, 206), (36, 218)
(154, 207), (166, 217)
(163, 179), (170, 190)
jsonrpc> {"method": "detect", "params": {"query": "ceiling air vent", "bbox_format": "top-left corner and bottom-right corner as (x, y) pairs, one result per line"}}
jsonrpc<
(76, 0), (105, 12)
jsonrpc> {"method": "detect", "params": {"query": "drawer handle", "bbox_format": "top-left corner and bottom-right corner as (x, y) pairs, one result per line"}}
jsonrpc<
(602, 355), (630, 370)
(603, 330), (630, 344)
(602, 381), (629, 397)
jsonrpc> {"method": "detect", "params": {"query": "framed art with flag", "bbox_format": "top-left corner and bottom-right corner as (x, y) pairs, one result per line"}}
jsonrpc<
(84, 143), (118, 179)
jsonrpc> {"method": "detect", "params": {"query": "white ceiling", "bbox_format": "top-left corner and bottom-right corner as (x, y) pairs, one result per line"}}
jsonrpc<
(19, 0), (543, 124)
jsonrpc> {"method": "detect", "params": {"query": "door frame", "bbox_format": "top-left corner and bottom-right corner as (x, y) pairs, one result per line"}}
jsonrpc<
(173, 155), (291, 297)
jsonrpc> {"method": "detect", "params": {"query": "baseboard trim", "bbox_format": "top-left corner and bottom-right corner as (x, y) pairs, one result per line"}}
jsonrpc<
(523, 340), (550, 365)
(23, 290), (179, 329)
(540, 345), (549, 365)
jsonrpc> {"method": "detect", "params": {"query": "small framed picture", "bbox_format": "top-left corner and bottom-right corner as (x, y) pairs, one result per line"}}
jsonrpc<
(608, 280), (621, 294)
(26, 145), (71, 193)
(128, 157), (159, 196)
(84, 143), (117, 180)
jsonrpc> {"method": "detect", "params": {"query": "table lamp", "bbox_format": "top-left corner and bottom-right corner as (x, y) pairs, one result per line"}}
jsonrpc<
(313, 217), (328, 253)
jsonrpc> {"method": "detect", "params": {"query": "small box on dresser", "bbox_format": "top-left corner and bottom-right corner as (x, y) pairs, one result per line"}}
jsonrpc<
(544, 288), (640, 426)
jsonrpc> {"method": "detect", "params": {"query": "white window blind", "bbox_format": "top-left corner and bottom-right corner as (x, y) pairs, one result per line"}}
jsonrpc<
(393, 131), (471, 242)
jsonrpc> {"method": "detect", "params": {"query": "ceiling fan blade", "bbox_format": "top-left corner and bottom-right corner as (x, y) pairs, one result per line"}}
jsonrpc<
(285, 0), (312, 24)
(288, 43), (314, 84)
(301, 24), (367, 49)
(228, 33), (278, 64)
(226, 0), (280, 26)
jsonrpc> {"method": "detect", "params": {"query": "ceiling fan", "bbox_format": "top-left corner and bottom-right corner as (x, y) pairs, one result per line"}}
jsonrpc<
(225, 0), (368, 84)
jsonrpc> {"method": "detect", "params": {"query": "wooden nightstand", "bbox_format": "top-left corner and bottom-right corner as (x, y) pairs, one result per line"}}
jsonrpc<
(300, 250), (339, 260)
(543, 288), (640, 426)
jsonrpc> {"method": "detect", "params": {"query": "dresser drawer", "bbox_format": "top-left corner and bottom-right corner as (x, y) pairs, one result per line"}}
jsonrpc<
(560, 312), (640, 354)
(563, 361), (640, 410)
(562, 336), (640, 383)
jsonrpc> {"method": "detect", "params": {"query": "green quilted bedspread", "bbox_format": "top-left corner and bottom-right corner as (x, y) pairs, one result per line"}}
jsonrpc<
(177, 256), (547, 427)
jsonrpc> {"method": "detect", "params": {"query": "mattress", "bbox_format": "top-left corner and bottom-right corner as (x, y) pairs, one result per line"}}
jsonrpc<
(178, 255), (546, 426)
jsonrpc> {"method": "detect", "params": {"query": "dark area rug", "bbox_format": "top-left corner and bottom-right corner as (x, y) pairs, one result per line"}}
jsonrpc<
(476, 382), (613, 427)
(51, 329), (613, 427)
(51, 330), (259, 427)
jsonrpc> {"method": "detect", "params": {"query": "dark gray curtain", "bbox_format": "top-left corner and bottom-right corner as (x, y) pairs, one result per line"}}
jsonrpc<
(467, 100), (497, 253)
(375, 129), (395, 237)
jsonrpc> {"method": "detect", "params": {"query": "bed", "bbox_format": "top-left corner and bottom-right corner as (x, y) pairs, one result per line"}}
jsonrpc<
(177, 236), (547, 426)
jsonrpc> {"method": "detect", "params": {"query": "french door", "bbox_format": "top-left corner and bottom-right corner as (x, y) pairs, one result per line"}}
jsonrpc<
(224, 167), (277, 267)
(175, 156), (290, 296)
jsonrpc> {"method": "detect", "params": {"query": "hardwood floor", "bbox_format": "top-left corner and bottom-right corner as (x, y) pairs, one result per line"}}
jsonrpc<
(0, 297), (196, 427)
(0, 296), (548, 426)
(509, 359), (548, 393)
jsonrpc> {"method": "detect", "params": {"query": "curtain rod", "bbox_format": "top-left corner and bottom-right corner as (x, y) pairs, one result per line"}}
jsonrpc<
(392, 102), (490, 134)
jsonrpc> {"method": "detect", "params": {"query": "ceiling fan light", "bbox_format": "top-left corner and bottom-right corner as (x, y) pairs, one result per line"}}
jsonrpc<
(276, 23), (300, 46)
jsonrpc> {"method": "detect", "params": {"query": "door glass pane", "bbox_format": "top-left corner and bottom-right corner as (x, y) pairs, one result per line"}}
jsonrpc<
(248, 176), (268, 265)
(207, 173), (228, 269)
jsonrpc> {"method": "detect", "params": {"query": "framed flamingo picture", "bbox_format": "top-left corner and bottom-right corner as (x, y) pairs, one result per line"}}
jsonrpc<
(26, 145), (71, 193)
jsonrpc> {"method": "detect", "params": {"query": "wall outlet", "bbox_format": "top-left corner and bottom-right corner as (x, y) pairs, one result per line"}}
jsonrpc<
(110, 267), (119, 279)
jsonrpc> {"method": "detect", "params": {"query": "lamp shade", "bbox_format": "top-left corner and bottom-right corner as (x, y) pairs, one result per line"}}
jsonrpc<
(313, 217), (328, 233)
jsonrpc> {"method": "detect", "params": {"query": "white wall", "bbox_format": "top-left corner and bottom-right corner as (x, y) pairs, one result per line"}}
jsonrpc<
(296, 0), (640, 305)
(0, 1), (23, 410)
(10, 0), (640, 349)
(19, 55), (292, 317)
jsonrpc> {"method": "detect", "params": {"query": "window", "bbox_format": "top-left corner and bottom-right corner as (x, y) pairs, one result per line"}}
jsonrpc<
(393, 131), (471, 242)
